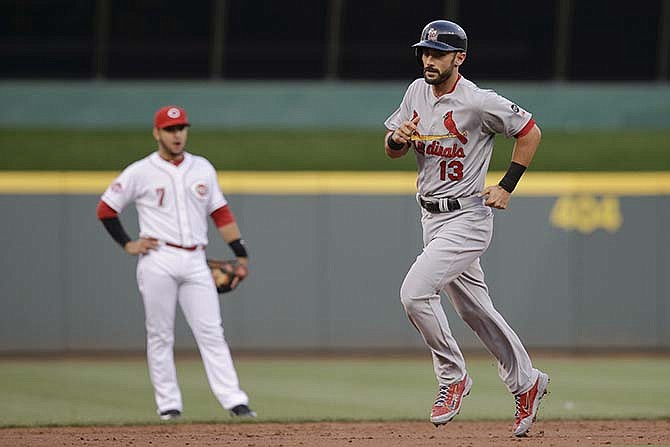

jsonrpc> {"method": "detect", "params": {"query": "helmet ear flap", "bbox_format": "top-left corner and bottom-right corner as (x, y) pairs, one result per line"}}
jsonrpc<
(415, 47), (425, 67)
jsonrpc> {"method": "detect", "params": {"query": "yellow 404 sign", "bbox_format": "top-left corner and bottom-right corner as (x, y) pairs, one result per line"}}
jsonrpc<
(549, 196), (622, 234)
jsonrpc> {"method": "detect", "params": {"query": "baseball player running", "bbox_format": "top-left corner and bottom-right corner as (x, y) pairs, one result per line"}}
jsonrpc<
(384, 20), (548, 436)
(96, 105), (256, 420)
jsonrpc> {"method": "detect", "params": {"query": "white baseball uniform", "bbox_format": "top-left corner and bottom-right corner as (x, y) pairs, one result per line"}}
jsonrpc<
(101, 151), (248, 413)
(385, 75), (539, 395)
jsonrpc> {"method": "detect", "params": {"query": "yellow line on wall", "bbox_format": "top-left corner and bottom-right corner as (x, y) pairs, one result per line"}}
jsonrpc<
(0, 171), (669, 195)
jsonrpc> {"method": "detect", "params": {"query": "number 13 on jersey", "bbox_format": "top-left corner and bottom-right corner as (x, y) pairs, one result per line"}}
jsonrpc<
(439, 160), (463, 181)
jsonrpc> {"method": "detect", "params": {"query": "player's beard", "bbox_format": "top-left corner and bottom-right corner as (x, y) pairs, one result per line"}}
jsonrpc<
(423, 53), (456, 85)
(423, 61), (456, 85)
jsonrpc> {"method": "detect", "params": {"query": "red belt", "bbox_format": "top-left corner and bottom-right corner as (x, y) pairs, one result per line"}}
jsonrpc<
(165, 242), (201, 251)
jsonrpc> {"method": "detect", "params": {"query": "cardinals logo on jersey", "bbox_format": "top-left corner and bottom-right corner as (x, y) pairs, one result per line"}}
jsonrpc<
(411, 110), (424, 139)
(443, 111), (468, 145)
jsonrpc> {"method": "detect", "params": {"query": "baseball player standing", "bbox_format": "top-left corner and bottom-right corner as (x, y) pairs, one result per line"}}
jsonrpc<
(384, 20), (548, 436)
(96, 105), (256, 420)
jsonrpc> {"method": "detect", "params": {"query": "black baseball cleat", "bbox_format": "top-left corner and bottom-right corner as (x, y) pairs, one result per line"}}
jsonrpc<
(230, 404), (257, 418)
(159, 409), (182, 421)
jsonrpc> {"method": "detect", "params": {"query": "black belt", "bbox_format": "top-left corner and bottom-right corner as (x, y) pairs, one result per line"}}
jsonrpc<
(418, 195), (483, 213)
(419, 197), (461, 213)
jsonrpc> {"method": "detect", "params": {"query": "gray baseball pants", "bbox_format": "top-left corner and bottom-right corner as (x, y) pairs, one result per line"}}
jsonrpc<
(400, 205), (538, 395)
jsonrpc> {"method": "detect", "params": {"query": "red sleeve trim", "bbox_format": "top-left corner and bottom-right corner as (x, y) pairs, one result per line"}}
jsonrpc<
(97, 200), (118, 219)
(210, 205), (235, 227)
(514, 118), (536, 138)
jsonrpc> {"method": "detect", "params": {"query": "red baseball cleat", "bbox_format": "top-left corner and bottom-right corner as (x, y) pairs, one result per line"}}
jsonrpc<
(513, 371), (550, 437)
(430, 374), (472, 426)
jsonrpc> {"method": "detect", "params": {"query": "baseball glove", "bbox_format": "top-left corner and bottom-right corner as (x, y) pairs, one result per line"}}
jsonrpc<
(207, 259), (248, 294)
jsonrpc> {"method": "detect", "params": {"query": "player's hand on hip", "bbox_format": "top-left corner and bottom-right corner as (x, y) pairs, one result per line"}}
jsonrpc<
(478, 185), (511, 209)
(124, 237), (159, 255)
(392, 115), (421, 145)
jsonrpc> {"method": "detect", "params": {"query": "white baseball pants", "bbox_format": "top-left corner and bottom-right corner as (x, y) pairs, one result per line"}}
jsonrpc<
(136, 245), (248, 413)
(400, 206), (538, 395)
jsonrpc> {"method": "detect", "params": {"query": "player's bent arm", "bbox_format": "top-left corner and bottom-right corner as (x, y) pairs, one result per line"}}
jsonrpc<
(96, 200), (157, 255)
(510, 123), (541, 168)
(385, 115), (420, 158)
(480, 123), (542, 210)
(498, 123), (541, 193)
(384, 131), (409, 158)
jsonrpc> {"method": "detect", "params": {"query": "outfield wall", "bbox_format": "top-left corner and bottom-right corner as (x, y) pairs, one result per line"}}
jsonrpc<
(0, 172), (668, 353)
(1, 81), (670, 130)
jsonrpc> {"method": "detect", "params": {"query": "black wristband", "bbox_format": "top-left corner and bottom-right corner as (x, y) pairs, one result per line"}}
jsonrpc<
(100, 217), (132, 248)
(498, 161), (527, 193)
(387, 132), (406, 151)
(229, 238), (248, 258)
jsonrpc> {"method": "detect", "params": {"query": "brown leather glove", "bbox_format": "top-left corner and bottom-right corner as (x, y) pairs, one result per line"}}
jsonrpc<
(207, 259), (249, 293)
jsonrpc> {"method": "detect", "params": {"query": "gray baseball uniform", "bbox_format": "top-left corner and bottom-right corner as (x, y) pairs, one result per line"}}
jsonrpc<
(385, 75), (539, 395)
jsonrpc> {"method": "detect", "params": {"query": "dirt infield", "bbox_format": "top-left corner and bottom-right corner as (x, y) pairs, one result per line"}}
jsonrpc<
(2, 420), (669, 447)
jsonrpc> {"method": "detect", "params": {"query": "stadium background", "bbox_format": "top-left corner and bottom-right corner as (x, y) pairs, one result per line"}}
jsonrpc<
(0, 0), (669, 437)
(3, 0), (668, 81)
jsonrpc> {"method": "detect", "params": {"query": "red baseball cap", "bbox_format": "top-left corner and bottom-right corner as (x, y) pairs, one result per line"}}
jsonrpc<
(154, 105), (190, 129)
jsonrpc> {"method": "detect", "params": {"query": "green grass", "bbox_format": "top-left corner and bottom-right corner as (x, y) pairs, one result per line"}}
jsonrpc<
(0, 355), (668, 427)
(1, 128), (669, 171)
